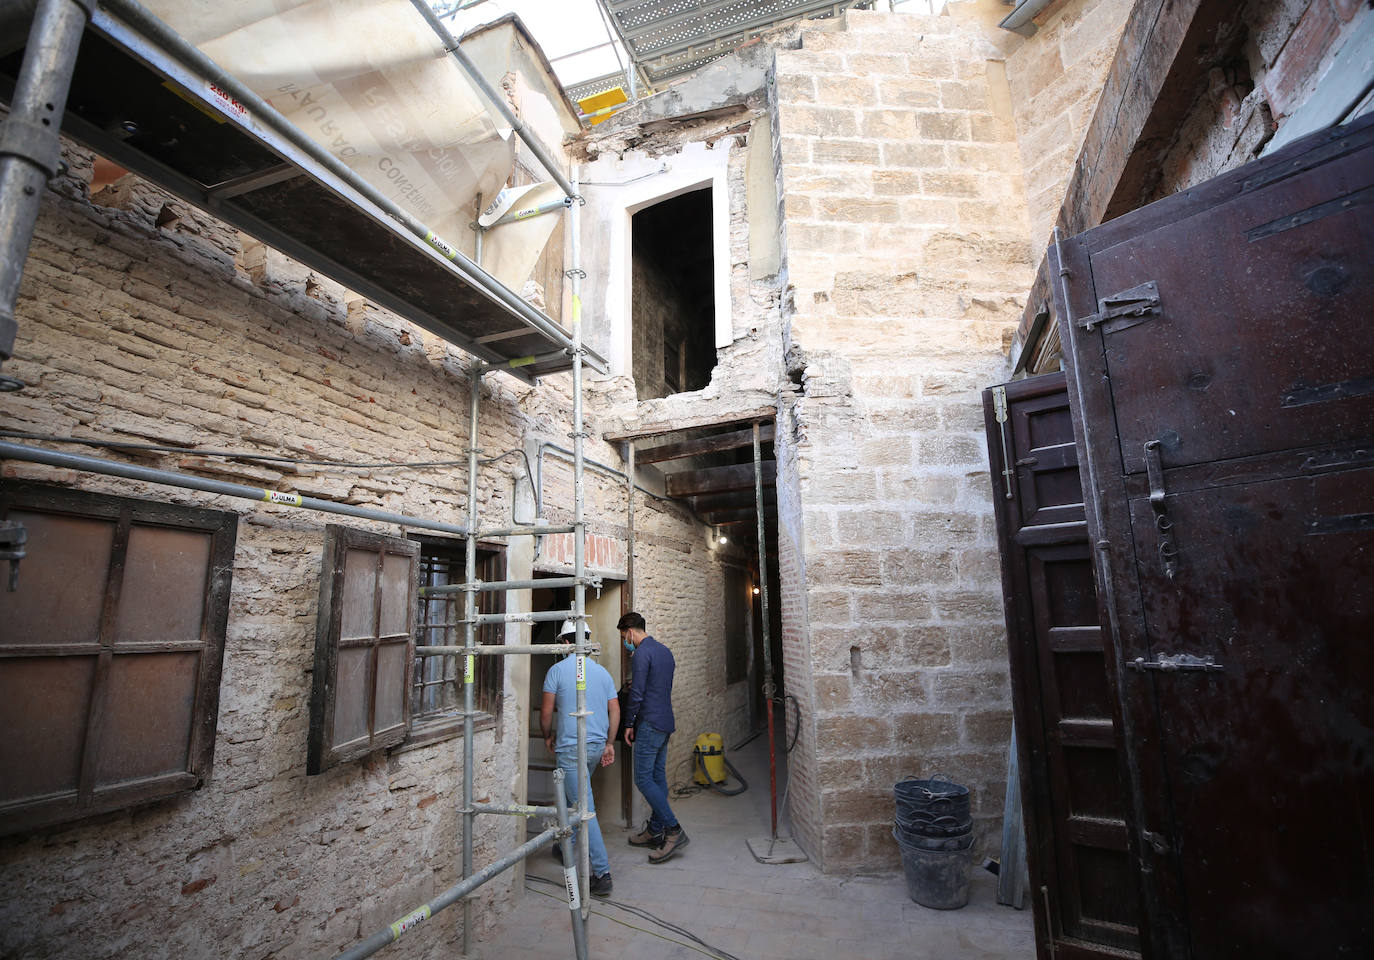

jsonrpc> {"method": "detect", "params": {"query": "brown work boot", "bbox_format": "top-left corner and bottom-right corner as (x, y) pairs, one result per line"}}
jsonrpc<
(628, 822), (663, 848)
(648, 826), (689, 864)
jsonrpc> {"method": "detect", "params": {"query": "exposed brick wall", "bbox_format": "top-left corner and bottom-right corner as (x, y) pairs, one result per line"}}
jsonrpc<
(1148, 0), (1371, 201)
(771, 8), (1034, 872)
(0, 146), (737, 956)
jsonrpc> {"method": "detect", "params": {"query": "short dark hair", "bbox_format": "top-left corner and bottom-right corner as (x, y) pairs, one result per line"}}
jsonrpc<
(616, 612), (645, 632)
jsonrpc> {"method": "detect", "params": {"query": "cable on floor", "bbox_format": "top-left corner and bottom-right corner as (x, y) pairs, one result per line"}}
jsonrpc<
(525, 874), (743, 960)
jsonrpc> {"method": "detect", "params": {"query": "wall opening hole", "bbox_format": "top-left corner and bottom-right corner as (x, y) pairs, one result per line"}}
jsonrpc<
(631, 187), (715, 400)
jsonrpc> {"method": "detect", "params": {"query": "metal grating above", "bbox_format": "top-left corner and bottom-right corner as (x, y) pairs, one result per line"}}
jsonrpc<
(601, 0), (865, 86)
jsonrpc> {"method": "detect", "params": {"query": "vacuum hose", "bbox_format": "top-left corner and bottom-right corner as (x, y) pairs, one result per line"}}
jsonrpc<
(692, 734), (748, 796)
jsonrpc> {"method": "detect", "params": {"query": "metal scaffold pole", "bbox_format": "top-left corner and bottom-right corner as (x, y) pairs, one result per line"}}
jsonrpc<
(570, 174), (592, 918)
(462, 360), (482, 956)
(0, 0), (92, 382)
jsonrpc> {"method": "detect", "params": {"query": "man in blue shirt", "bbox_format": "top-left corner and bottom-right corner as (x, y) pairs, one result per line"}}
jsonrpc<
(541, 620), (619, 896)
(618, 611), (688, 864)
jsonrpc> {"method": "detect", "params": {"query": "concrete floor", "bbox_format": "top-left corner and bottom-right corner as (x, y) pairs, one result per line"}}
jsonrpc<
(472, 736), (1034, 960)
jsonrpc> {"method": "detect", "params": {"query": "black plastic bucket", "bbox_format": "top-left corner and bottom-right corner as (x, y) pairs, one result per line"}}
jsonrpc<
(893, 825), (972, 909)
(894, 775), (971, 824)
(893, 821), (973, 850)
(895, 808), (971, 838)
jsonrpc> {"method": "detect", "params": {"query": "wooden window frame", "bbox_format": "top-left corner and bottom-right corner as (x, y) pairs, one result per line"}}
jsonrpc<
(0, 481), (237, 835)
(307, 525), (418, 774)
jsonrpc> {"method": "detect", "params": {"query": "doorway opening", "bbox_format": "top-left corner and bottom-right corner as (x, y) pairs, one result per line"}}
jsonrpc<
(631, 187), (716, 399)
(525, 576), (627, 834)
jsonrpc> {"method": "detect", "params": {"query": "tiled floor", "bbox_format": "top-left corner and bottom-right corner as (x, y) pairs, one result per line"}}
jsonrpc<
(472, 737), (1034, 959)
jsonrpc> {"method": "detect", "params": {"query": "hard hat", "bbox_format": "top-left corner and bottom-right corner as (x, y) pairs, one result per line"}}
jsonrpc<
(558, 619), (590, 638)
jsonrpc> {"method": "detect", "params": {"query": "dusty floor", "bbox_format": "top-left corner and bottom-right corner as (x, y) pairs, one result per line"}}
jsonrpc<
(473, 735), (1034, 959)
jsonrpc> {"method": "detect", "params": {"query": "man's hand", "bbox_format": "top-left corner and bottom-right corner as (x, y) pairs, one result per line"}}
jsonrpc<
(624, 727), (635, 745)
(600, 743), (615, 767)
(543, 733), (555, 755)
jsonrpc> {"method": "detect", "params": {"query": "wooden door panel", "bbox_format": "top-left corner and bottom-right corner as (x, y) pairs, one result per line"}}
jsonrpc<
(984, 373), (1140, 960)
(1058, 115), (1374, 958)
(1123, 468), (1374, 957)
(1087, 131), (1374, 478)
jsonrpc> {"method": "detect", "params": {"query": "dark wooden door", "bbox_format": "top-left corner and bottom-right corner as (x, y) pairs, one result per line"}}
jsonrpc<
(1055, 114), (1374, 959)
(983, 372), (1140, 960)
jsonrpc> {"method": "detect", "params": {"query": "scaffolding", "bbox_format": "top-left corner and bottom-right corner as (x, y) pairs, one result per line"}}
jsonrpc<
(0, 1), (602, 957)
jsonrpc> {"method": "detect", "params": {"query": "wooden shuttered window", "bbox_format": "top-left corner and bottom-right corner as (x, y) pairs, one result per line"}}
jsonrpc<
(307, 525), (418, 774)
(0, 481), (237, 834)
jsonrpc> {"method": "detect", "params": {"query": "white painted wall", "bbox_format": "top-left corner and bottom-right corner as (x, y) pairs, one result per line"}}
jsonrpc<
(578, 140), (733, 378)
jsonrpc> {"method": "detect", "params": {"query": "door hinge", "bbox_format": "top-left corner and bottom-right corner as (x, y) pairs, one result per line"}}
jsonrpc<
(1144, 440), (1179, 579)
(1077, 281), (1160, 333)
(1127, 653), (1224, 673)
(992, 386), (1014, 501)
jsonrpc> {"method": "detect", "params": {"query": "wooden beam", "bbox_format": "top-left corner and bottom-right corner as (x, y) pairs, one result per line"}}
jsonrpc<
(636, 423), (775, 464)
(1057, 0), (1205, 237)
(603, 408), (775, 443)
(691, 489), (775, 513)
(701, 507), (760, 524)
(1102, 4), (1247, 220)
(1015, 0), (1208, 364)
(665, 460), (776, 498)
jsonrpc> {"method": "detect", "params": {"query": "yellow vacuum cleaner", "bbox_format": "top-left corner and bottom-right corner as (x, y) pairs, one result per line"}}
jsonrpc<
(692, 733), (747, 795)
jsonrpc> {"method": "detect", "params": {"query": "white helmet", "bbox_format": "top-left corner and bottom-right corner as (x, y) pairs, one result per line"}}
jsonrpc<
(558, 619), (590, 639)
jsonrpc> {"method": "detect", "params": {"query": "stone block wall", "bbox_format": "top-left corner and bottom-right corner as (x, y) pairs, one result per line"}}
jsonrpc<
(770, 8), (1036, 872)
(0, 144), (736, 955)
(1003, 0), (1134, 248)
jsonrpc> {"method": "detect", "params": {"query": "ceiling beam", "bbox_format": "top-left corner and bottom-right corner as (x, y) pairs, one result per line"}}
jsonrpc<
(603, 408), (774, 443)
(636, 423), (775, 464)
(666, 460), (776, 498)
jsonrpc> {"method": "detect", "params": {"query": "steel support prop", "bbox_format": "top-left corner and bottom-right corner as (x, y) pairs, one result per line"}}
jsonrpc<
(754, 421), (779, 838)
(0, 0), (91, 376)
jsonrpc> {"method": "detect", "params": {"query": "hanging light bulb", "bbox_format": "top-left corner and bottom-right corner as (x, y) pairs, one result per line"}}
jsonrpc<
(752, 586), (760, 595)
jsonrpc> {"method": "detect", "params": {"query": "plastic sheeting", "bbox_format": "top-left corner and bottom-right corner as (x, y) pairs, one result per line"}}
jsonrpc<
(143, 0), (563, 297)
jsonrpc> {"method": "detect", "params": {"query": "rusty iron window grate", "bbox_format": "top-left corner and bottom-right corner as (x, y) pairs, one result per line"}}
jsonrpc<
(412, 541), (504, 728)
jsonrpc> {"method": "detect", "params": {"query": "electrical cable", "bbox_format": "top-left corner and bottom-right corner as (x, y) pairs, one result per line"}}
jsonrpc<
(526, 874), (743, 960)
(782, 693), (800, 753)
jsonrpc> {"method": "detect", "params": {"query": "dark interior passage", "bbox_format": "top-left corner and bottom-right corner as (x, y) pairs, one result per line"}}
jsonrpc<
(631, 188), (716, 399)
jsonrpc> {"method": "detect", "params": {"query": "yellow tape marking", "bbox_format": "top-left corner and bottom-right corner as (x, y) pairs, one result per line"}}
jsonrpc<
(464, 654), (475, 684)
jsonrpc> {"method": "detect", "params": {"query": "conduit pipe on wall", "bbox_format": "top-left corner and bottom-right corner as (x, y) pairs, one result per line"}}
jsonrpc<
(998, 0), (1054, 37)
(0, 440), (474, 536)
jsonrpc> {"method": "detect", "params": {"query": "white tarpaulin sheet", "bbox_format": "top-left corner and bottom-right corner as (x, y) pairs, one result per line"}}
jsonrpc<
(144, 0), (564, 299)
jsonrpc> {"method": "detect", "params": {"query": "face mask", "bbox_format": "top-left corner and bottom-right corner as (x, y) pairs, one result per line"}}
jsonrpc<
(623, 638), (635, 653)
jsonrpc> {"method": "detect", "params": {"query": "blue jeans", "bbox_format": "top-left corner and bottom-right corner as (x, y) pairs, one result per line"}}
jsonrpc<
(556, 748), (608, 876)
(632, 721), (678, 832)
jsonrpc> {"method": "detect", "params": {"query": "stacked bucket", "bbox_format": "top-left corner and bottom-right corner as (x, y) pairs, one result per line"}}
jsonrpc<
(892, 775), (973, 909)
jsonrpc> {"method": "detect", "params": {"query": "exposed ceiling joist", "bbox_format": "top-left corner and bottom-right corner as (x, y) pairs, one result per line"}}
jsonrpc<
(665, 460), (776, 498)
(636, 423), (775, 464)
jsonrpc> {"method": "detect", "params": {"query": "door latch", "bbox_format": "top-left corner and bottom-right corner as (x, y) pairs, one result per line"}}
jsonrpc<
(1077, 281), (1160, 333)
(992, 386), (1014, 501)
(0, 519), (26, 591)
(1127, 653), (1224, 673)
(1144, 440), (1179, 579)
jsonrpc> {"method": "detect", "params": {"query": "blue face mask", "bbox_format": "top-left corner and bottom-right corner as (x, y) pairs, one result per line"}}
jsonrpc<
(623, 637), (635, 653)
